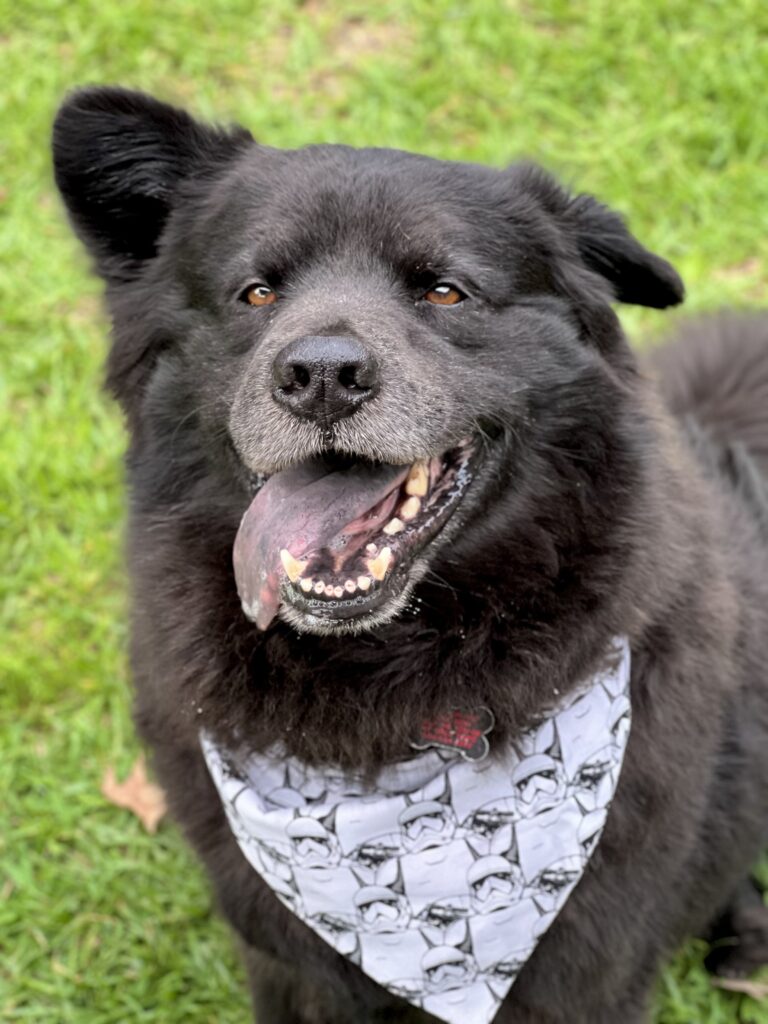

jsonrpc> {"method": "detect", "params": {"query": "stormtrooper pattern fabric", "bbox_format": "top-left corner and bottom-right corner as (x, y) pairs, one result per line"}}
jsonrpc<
(201, 637), (631, 1024)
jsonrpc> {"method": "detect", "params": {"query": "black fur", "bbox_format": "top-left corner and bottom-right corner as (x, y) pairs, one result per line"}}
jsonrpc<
(53, 87), (768, 1023)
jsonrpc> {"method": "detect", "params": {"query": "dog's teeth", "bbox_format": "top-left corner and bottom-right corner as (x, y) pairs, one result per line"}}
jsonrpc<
(280, 549), (308, 583)
(405, 461), (429, 497)
(357, 575), (372, 591)
(300, 577), (313, 593)
(344, 579), (357, 593)
(366, 543), (378, 555)
(324, 584), (336, 597)
(383, 517), (404, 535)
(400, 496), (421, 521)
(314, 580), (326, 595)
(333, 585), (344, 598)
(367, 546), (393, 581)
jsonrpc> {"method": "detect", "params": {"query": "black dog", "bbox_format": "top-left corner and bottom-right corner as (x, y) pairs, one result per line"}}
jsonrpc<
(53, 87), (768, 1023)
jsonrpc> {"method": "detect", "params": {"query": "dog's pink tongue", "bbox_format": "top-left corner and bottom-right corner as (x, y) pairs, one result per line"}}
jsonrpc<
(233, 460), (408, 629)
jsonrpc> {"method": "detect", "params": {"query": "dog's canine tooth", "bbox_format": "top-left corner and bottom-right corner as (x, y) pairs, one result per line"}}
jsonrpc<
(300, 577), (314, 593)
(344, 579), (357, 593)
(400, 496), (421, 521)
(367, 547), (393, 581)
(357, 576), (372, 591)
(405, 461), (429, 497)
(280, 548), (308, 583)
(314, 580), (326, 595)
(383, 517), (404, 535)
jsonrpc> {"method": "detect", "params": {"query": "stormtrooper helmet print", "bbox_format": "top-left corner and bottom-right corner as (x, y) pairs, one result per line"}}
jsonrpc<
(202, 637), (631, 1024)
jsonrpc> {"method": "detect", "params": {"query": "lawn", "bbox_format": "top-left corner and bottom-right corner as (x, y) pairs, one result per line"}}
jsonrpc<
(1, 0), (767, 1021)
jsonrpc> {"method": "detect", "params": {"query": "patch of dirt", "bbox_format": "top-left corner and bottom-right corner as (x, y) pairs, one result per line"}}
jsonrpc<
(713, 257), (762, 282)
(65, 294), (104, 325)
(231, 11), (413, 108)
(329, 16), (411, 66)
(713, 257), (766, 300)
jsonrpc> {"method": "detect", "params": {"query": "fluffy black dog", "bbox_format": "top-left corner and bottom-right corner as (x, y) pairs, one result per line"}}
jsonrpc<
(52, 87), (768, 1023)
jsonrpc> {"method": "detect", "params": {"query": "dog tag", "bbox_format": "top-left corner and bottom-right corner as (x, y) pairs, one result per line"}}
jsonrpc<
(411, 707), (494, 761)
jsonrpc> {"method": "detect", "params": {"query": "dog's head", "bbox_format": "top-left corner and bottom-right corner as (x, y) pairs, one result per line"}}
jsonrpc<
(53, 87), (683, 638)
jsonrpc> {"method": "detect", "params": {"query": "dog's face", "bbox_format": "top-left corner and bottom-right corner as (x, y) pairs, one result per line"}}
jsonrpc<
(53, 88), (683, 638)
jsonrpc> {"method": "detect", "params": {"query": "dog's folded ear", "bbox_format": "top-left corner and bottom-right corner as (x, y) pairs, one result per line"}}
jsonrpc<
(52, 86), (252, 280)
(563, 193), (684, 309)
(512, 165), (684, 310)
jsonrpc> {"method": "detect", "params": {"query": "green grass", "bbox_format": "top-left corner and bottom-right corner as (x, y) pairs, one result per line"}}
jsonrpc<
(1, 0), (767, 1020)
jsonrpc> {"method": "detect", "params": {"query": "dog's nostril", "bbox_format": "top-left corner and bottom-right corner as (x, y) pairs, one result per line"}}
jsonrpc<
(273, 361), (311, 393)
(338, 364), (368, 391)
(291, 364), (311, 390)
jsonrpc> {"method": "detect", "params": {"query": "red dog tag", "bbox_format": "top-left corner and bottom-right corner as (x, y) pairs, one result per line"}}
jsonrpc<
(411, 707), (494, 761)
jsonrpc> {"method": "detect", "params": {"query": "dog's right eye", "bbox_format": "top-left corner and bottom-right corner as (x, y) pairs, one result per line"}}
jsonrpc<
(241, 284), (277, 307)
(424, 283), (466, 306)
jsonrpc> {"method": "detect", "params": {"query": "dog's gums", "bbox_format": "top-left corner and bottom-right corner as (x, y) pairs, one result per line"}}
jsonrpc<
(233, 438), (478, 633)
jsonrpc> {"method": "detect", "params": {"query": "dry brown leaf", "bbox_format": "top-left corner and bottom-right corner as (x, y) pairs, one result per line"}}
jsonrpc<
(101, 754), (167, 833)
(712, 976), (768, 1001)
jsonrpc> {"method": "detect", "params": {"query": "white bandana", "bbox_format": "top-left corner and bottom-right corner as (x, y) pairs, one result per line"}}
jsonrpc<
(202, 638), (631, 1024)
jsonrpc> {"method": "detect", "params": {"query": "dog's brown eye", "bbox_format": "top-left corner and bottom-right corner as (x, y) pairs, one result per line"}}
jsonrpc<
(244, 284), (276, 307)
(424, 283), (465, 306)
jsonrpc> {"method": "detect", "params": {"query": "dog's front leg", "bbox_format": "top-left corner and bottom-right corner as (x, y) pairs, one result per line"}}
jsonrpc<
(240, 946), (366, 1024)
(241, 945), (440, 1024)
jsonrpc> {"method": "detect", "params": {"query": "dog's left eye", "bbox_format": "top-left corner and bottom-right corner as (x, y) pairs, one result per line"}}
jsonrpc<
(424, 283), (466, 306)
(242, 283), (277, 307)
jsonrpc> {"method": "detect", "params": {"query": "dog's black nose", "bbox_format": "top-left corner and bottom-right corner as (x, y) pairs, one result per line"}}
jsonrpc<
(272, 335), (379, 424)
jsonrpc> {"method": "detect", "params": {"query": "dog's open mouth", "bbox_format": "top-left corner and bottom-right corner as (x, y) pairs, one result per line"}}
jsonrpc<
(233, 439), (477, 632)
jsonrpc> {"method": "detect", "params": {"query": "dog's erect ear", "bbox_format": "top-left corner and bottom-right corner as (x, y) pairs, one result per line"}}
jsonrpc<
(52, 86), (252, 280)
(512, 165), (684, 309)
(563, 193), (684, 309)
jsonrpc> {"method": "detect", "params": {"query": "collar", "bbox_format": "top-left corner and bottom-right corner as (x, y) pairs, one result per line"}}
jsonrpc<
(202, 637), (631, 1024)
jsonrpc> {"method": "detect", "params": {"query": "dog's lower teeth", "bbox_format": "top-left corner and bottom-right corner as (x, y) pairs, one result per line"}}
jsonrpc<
(400, 496), (421, 521)
(280, 548), (308, 582)
(367, 546), (393, 581)
(273, 439), (472, 615)
(305, 577), (363, 599)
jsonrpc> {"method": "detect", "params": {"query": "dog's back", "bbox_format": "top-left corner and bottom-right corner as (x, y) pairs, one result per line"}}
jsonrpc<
(650, 313), (768, 471)
(649, 314), (768, 532)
